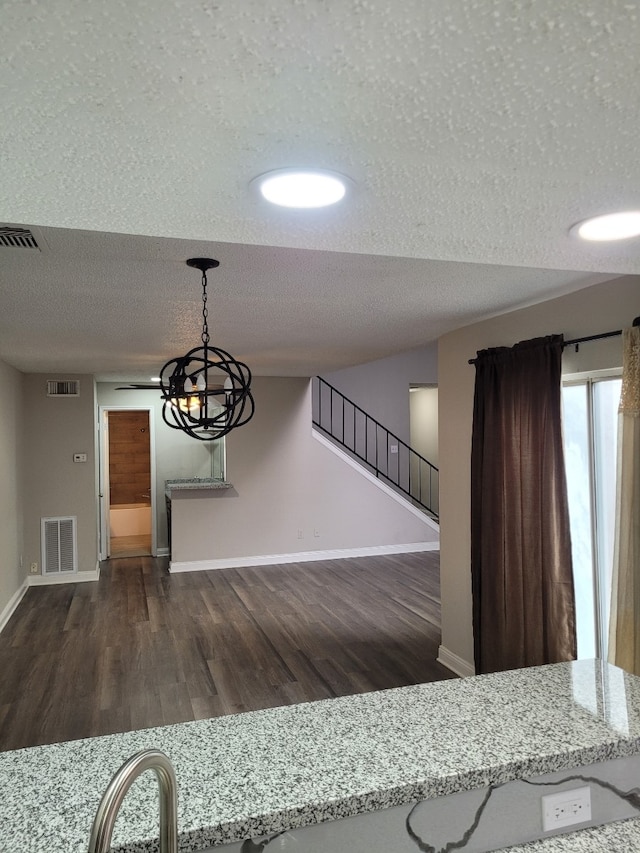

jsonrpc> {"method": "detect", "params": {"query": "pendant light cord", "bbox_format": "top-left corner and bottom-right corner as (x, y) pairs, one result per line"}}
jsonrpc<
(201, 270), (210, 346)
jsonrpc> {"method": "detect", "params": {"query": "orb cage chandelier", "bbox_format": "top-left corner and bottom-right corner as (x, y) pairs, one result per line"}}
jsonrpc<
(159, 258), (254, 441)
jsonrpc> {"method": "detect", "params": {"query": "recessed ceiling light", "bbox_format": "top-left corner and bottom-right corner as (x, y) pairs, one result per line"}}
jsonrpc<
(254, 169), (349, 208)
(571, 211), (640, 241)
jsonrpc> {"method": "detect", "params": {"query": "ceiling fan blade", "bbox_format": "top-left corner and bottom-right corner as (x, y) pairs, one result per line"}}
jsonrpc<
(114, 384), (161, 390)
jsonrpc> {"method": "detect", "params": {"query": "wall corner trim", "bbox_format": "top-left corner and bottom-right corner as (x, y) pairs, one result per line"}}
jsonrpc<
(170, 541), (439, 574)
(0, 578), (29, 635)
(438, 645), (475, 678)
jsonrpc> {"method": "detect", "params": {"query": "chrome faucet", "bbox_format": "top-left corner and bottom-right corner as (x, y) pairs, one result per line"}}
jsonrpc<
(88, 749), (178, 853)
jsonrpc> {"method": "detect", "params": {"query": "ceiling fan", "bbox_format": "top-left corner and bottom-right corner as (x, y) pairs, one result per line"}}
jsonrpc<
(115, 383), (161, 391)
(115, 375), (232, 392)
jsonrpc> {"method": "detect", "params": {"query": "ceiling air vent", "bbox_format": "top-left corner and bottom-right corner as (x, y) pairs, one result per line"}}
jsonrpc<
(0, 226), (39, 250)
(47, 379), (80, 397)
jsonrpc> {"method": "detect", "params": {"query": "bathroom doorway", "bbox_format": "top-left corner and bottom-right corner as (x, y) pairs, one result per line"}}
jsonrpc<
(99, 407), (157, 560)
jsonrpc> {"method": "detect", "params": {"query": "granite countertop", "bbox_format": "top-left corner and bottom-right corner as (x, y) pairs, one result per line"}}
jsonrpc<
(2, 659), (640, 853)
(165, 478), (232, 493)
(497, 816), (640, 850)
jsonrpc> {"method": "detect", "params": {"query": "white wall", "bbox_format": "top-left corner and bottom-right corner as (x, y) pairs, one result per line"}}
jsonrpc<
(323, 344), (438, 444)
(171, 377), (437, 564)
(23, 374), (98, 575)
(438, 274), (637, 672)
(410, 387), (438, 467)
(0, 359), (24, 621)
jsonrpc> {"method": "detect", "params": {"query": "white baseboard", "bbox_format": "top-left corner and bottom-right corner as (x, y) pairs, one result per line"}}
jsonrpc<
(438, 644), (476, 678)
(29, 566), (101, 586)
(170, 541), (439, 573)
(312, 429), (440, 534)
(0, 578), (29, 634)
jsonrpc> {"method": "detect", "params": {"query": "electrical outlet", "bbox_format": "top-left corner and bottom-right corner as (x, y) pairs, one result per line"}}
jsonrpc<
(542, 786), (591, 831)
(297, 529), (303, 539)
(30, 562), (39, 574)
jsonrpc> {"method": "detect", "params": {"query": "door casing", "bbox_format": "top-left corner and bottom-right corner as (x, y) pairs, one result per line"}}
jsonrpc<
(98, 405), (157, 560)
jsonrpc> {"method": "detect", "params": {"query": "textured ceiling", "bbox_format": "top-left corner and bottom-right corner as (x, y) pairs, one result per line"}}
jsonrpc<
(0, 0), (638, 379)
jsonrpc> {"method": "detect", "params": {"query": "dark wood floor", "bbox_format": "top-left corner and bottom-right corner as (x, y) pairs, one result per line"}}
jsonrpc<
(0, 551), (453, 752)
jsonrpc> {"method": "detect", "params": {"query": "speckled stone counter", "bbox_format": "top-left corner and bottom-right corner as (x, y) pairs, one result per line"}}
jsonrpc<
(165, 478), (232, 494)
(2, 660), (640, 853)
(496, 817), (640, 850)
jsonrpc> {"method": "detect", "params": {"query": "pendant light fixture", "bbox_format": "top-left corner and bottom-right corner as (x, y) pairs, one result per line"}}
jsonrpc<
(159, 258), (254, 441)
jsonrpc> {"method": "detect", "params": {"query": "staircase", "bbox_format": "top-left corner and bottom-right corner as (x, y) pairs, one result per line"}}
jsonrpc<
(312, 377), (439, 521)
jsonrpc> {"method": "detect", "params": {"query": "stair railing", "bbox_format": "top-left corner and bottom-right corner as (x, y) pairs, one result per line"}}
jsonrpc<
(312, 377), (439, 519)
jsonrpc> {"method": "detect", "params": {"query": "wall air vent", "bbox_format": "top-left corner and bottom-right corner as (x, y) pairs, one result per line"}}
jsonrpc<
(0, 226), (39, 250)
(41, 516), (77, 575)
(47, 379), (80, 397)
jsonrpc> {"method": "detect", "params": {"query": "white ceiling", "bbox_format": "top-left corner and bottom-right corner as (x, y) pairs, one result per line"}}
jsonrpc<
(1, 0), (638, 380)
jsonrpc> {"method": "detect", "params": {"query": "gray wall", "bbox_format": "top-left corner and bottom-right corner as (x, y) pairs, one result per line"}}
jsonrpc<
(98, 378), (436, 562)
(171, 377), (437, 563)
(22, 374), (98, 576)
(0, 360), (24, 620)
(438, 274), (638, 672)
(323, 343), (438, 444)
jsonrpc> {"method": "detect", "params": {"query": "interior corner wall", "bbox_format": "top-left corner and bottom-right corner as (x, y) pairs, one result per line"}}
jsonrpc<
(322, 343), (438, 444)
(438, 274), (638, 673)
(23, 374), (98, 575)
(0, 359), (25, 617)
(171, 377), (437, 563)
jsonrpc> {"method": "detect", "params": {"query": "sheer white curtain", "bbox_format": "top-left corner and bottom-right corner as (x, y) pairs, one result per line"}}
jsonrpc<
(609, 326), (640, 674)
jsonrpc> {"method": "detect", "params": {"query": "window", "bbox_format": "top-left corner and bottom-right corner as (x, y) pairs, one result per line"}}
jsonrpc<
(562, 374), (621, 660)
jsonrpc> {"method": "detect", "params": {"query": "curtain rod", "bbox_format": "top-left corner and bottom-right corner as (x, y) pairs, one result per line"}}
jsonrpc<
(467, 315), (640, 365)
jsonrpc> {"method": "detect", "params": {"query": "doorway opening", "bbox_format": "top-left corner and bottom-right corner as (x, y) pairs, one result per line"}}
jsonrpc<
(99, 407), (157, 559)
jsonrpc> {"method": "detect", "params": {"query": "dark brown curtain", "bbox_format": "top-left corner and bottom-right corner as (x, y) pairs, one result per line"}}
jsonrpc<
(471, 334), (576, 674)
